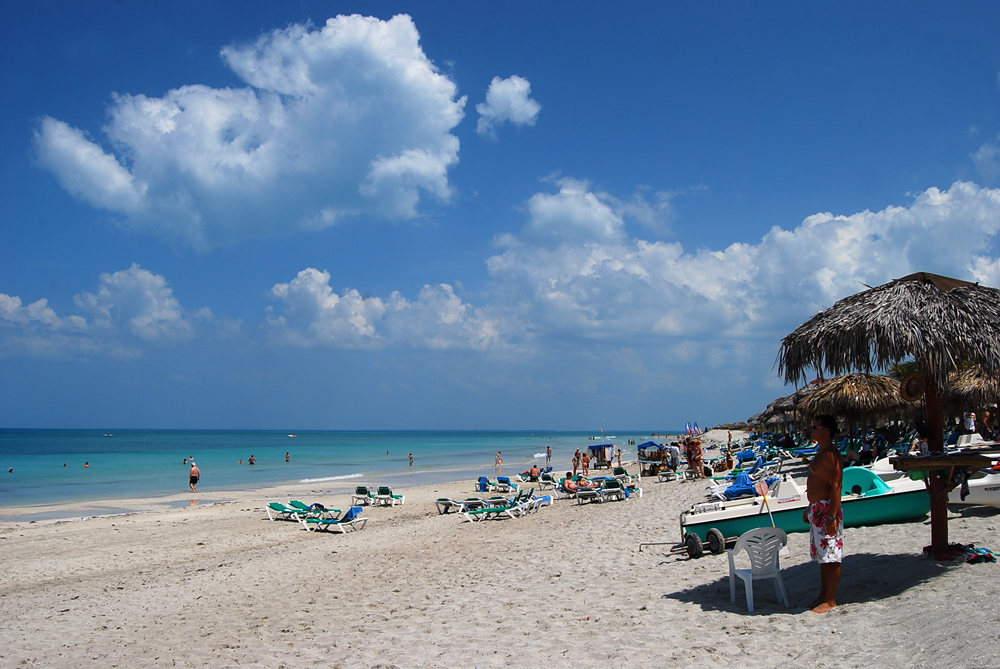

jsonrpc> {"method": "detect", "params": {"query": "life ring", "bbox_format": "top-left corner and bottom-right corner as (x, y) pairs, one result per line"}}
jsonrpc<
(497, 458), (503, 465)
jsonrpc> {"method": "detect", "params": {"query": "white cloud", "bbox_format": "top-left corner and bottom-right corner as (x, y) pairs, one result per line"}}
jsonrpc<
(476, 75), (541, 138)
(0, 265), (209, 358)
(267, 268), (502, 351)
(33, 14), (466, 250)
(74, 264), (196, 342)
(486, 179), (1000, 359)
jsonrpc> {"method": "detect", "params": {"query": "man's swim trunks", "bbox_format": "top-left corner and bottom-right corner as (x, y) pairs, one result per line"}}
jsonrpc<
(808, 499), (843, 563)
(190, 475), (199, 485)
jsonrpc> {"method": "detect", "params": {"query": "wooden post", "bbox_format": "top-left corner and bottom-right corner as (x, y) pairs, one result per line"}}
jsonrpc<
(923, 371), (949, 555)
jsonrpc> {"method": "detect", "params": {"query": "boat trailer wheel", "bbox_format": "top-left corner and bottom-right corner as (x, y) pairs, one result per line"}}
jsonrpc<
(707, 528), (726, 554)
(685, 532), (704, 558)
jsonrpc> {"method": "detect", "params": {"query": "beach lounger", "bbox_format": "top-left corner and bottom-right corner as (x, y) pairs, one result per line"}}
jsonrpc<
(266, 502), (307, 521)
(374, 486), (405, 507)
(600, 478), (628, 502)
(575, 488), (602, 505)
(526, 493), (553, 513)
(351, 486), (376, 506)
(476, 476), (497, 493)
(495, 476), (519, 493)
(288, 500), (341, 519)
(538, 472), (557, 490)
(299, 506), (369, 533)
(436, 498), (464, 514)
(462, 503), (518, 522)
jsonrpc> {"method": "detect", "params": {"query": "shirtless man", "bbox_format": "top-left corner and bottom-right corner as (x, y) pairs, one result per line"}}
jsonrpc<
(803, 414), (844, 613)
(189, 461), (200, 492)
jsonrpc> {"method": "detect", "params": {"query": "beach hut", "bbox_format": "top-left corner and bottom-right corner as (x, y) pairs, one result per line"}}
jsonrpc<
(942, 367), (1000, 416)
(777, 272), (1000, 557)
(798, 373), (917, 423)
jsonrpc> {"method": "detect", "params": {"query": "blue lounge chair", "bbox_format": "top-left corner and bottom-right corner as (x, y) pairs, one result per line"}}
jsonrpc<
(299, 506), (368, 533)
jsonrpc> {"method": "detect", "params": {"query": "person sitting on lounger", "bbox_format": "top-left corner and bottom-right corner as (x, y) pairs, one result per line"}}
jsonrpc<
(521, 464), (541, 479)
(563, 474), (598, 493)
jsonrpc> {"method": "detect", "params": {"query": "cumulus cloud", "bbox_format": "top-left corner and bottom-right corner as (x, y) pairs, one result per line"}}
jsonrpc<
(0, 265), (210, 358)
(476, 75), (541, 138)
(266, 268), (502, 351)
(74, 264), (197, 342)
(485, 179), (1000, 362)
(33, 14), (466, 250)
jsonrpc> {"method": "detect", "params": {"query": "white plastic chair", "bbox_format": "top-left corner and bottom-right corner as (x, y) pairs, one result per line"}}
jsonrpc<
(728, 527), (790, 613)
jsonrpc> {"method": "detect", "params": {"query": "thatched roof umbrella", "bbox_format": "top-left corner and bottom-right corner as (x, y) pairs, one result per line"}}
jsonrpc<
(777, 272), (1000, 556)
(942, 367), (1000, 416)
(798, 373), (916, 423)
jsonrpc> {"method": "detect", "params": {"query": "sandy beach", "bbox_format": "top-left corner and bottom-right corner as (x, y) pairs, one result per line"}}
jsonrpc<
(2, 435), (998, 668)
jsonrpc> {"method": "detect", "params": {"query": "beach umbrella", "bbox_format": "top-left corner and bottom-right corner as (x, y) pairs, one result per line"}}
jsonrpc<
(776, 272), (1000, 556)
(798, 373), (916, 422)
(941, 367), (1000, 415)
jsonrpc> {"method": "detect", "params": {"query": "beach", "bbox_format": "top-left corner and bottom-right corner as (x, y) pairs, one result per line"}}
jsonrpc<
(1, 437), (998, 667)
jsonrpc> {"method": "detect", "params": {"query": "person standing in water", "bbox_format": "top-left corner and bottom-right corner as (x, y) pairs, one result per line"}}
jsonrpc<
(546, 445), (552, 465)
(409, 453), (413, 466)
(189, 461), (200, 492)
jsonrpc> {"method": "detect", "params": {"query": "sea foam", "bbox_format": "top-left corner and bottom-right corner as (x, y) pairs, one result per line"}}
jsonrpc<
(299, 472), (364, 483)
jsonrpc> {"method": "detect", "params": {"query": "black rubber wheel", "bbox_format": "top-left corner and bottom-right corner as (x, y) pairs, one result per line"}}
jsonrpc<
(707, 528), (726, 554)
(685, 532), (704, 558)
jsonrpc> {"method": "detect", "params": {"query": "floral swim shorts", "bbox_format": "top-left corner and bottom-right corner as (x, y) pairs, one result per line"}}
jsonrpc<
(809, 499), (844, 563)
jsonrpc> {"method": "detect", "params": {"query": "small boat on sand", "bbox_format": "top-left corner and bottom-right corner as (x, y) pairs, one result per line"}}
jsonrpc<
(679, 467), (929, 557)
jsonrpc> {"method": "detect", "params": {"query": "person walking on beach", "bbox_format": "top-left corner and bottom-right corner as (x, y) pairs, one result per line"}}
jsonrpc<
(546, 445), (552, 465)
(495, 451), (503, 468)
(804, 414), (844, 614)
(189, 461), (200, 492)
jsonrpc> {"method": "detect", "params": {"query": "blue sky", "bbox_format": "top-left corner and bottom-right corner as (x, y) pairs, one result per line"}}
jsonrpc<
(3, 2), (1000, 430)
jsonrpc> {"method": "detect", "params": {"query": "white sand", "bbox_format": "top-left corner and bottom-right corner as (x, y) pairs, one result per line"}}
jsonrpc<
(1, 463), (998, 667)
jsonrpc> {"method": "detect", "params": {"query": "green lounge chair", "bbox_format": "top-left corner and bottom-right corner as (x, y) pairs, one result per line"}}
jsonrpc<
(351, 486), (376, 506)
(288, 500), (342, 519)
(267, 502), (308, 521)
(374, 486), (405, 506)
(601, 478), (627, 502)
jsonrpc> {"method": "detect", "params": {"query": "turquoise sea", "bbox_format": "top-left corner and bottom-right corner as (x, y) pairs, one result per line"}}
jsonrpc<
(0, 429), (670, 516)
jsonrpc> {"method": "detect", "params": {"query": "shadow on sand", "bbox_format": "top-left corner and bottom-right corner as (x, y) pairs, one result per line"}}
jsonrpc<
(948, 503), (1000, 518)
(661, 551), (965, 614)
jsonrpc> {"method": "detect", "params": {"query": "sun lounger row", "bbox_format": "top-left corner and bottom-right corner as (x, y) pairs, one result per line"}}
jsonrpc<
(350, 485), (405, 506)
(435, 488), (554, 522)
(555, 475), (643, 503)
(266, 500), (369, 532)
(475, 476), (521, 493)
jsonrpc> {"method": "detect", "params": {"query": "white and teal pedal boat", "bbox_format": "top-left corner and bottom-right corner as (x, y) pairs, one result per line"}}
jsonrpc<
(679, 467), (930, 557)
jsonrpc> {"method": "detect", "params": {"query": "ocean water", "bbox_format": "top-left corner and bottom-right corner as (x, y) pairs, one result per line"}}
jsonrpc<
(0, 429), (667, 513)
